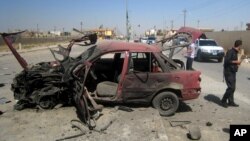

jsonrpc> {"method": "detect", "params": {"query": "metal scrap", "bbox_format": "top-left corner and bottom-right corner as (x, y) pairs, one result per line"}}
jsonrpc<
(169, 120), (191, 127)
(0, 83), (5, 87)
(187, 125), (201, 140)
(0, 97), (11, 104)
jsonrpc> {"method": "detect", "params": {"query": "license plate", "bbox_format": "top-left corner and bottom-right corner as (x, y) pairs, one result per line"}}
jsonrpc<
(212, 52), (217, 55)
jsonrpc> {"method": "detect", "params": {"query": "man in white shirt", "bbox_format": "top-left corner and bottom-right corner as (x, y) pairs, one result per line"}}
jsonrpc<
(186, 43), (195, 70)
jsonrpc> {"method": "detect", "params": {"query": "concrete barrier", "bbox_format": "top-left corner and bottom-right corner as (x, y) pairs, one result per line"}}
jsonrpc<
(205, 31), (250, 55)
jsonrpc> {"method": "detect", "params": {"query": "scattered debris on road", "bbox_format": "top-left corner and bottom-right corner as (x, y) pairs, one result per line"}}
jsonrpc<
(115, 105), (134, 112)
(206, 121), (213, 126)
(0, 83), (5, 87)
(187, 125), (201, 140)
(169, 120), (191, 127)
(0, 97), (11, 104)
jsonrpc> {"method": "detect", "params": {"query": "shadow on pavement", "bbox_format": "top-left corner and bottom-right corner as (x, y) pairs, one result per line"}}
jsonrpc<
(177, 101), (192, 113)
(222, 128), (230, 134)
(195, 59), (220, 63)
(204, 94), (222, 106)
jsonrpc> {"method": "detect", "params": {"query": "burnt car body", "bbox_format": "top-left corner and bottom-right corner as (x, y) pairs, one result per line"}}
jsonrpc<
(1, 30), (201, 117)
(72, 41), (201, 116)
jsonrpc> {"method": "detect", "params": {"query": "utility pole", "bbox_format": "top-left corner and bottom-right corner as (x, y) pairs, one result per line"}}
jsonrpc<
(126, 0), (130, 42)
(183, 9), (187, 27)
(36, 24), (39, 38)
(80, 21), (83, 32)
(171, 20), (174, 30)
(197, 20), (200, 29)
(240, 21), (243, 31)
(54, 26), (56, 37)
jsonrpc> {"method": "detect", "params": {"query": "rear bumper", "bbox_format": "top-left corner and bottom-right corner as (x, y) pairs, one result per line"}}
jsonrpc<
(181, 88), (201, 100)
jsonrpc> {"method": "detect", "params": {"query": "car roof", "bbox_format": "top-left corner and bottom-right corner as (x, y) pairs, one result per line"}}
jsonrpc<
(97, 40), (161, 53)
(178, 27), (207, 42)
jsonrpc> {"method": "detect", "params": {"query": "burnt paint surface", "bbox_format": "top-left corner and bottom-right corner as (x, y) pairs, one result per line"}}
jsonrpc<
(121, 70), (201, 104)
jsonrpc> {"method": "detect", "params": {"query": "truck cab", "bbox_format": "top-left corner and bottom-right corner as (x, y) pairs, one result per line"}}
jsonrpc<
(194, 39), (225, 62)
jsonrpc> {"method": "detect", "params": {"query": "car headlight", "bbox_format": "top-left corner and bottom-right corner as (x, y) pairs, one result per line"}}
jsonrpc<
(201, 49), (210, 53)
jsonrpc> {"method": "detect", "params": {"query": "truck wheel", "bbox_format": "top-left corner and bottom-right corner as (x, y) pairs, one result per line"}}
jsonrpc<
(197, 50), (202, 62)
(152, 91), (179, 116)
(218, 58), (223, 63)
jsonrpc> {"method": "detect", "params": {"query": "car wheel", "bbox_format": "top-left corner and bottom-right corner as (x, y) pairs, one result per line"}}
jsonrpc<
(152, 91), (179, 116)
(197, 50), (202, 62)
(38, 96), (56, 109)
(218, 58), (223, 63)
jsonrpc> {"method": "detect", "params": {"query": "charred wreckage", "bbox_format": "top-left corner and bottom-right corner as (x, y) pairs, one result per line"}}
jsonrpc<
(0, 28), (201, 128)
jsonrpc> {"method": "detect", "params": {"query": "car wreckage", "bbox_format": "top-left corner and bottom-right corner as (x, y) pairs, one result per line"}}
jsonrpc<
(0, 28), (201, 127)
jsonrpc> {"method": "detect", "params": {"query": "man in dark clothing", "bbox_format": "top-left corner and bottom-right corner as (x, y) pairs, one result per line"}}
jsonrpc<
(221, 40), (242, 108)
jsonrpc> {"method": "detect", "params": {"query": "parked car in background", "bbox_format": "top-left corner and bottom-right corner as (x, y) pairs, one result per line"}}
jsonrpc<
(176, 36), (188, 45)
(194, 38), (225, 62)
(140, 37), (148, 44)
(147, 36), (156, 44)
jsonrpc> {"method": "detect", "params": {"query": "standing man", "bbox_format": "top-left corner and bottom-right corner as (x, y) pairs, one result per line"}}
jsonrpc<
(221, 40), (242, 108)
(186, 43), (196, 70)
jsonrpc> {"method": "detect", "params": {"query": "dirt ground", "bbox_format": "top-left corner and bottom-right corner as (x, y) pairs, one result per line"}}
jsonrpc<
(162, 71), (250, 141)
(1, 73), (250, 141)
(0, 84), (168, 141)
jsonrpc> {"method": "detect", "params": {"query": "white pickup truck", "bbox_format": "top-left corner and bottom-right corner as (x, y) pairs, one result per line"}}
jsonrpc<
(194, 38), (225, 62)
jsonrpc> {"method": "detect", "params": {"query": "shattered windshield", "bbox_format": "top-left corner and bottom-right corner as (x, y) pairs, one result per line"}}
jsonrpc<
(75, 45), (101, 61)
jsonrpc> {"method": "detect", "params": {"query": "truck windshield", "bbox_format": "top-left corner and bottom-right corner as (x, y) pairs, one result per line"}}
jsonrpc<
(199, 40), (217, 46)
(148, 37), (156, 40)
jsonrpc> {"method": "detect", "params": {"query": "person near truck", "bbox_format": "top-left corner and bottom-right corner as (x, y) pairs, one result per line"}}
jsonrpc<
(221, 40), (242, 108)
(185, 43), (196, 70)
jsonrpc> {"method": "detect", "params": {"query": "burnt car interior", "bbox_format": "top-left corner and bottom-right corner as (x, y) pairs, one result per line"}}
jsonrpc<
(82, 51), (175, 99)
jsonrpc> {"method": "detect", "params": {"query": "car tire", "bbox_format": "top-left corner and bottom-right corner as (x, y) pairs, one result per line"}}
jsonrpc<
(196, 50), (202, 62)
(218, 58), (223, 63)
(38, 96), (56, 109)
(152, 91), (179, 116)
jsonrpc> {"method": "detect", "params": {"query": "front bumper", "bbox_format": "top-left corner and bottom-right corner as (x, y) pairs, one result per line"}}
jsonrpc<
(200, 52), (224, 59)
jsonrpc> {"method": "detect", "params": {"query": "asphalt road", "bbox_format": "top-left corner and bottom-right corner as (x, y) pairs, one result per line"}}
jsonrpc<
(194, 59), (250, 98)
(173, 53), (250, 104)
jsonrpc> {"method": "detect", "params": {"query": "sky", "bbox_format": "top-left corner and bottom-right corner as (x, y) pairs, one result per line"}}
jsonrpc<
(0, 0), (249, 35)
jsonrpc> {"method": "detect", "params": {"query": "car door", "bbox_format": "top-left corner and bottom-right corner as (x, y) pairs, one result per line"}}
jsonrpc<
(121, 52), (164, 103)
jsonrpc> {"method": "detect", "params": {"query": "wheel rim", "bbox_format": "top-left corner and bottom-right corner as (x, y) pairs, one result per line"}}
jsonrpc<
(160, 97), (174, 111)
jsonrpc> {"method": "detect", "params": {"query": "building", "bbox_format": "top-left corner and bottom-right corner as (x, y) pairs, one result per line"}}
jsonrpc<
(247, 23), (250, 30)
(90, 28), (115, 39)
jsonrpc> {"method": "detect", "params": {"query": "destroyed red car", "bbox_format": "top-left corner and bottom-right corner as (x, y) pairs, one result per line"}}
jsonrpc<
(1, 31), (201, 117)
(72, 41), (201, 116)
